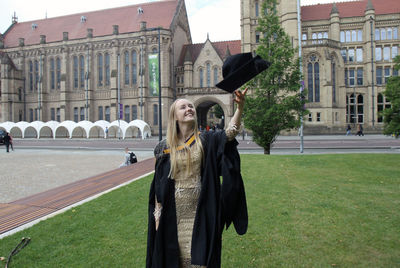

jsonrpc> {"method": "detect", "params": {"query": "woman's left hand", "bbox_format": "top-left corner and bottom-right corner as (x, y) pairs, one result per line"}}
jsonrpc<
(234, 87), (248, 111)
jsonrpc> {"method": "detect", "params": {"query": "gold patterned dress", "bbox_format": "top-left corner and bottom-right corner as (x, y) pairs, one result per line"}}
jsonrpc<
(154, 124), (239, 268)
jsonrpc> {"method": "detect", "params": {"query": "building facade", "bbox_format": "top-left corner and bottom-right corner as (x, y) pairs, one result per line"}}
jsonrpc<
(241, 0), (400, 134)
(0, 0), (192, 135)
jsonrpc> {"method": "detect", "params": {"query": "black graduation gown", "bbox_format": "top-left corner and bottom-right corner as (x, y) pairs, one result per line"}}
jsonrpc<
(146, 130), (248, 268)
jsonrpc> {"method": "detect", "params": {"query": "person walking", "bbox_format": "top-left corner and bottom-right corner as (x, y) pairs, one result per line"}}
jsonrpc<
(4, 132), (11, 153)
(346, 124), (351, 136)
(356, 124), (364, 136)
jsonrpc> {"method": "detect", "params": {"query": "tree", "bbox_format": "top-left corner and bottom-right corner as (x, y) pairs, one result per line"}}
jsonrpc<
(382, 55), (400, 137)
(212, 104), (224, 119)
(242, 0), (307, 154)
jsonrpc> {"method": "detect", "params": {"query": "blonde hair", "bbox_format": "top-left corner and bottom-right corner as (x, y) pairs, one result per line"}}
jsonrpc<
(166, 99), (203, 179)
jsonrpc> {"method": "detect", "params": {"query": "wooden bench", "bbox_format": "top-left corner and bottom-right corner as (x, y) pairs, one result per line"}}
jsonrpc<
(0, 158), (155, 235)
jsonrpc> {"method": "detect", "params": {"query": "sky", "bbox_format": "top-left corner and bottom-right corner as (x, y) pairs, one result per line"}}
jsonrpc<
(0, 0), (356, 44)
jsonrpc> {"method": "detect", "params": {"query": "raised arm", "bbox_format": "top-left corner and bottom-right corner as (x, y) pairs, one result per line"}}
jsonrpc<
(226, 88), (248, 140)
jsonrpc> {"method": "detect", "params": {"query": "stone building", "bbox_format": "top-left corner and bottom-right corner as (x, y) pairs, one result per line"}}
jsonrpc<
(241, 0), (400, 134)
(0, 0), (192, 136)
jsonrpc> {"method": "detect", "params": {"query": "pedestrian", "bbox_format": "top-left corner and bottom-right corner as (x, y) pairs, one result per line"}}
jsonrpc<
(4, 132), (11, 153)
(146, 89), (249, 267)
(119, 147), (136, 167)
(356, 124), (364, 136)
(346, 124), (351, 136)
(105, 126), (109, 138)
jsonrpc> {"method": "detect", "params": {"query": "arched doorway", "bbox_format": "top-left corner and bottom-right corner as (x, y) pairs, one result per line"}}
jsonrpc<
(195, 99), (227, 130)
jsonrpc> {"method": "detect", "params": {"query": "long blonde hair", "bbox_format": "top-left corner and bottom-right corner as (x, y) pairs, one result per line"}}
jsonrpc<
(166, 99), (203, 179)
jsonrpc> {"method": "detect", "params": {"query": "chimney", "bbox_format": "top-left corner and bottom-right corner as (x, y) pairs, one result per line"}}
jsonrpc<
(113, 25), (119, 35)
(87, 28), (93, 38)
(140, 21), (147, 31)
(19, 38), (25, 47)
(40, 35), (46, 44)
(63, 32), (69, 41)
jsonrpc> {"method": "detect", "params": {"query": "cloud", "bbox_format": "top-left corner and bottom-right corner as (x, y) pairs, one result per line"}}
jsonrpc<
(186, 0), (240, 43)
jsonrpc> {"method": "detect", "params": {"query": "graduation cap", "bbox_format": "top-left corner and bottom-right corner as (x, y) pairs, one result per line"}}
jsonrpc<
(216, 53), (270, 93)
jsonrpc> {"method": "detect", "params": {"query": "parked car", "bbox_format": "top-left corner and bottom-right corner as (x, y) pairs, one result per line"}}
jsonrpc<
(0, 130), (6, 145)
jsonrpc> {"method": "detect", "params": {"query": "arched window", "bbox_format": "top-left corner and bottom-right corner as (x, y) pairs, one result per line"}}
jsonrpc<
(98, 53), (103, 86)
(56, 58), (61, 89)
(50, 58), (55, 90)
(79, 55), (85, 88)
(213, 67), (218, 86)
(206, 63), (211, 87)
(73, 56), (78, 89)
(29, 61), (33, 91)
(346, 93), (364, 123)
(199, 68), (204, 88)
(132, 51), (137, 85)
(105, 53), (110, 86)
(124, 51), (130, 85)
(307, 55), (320, 102)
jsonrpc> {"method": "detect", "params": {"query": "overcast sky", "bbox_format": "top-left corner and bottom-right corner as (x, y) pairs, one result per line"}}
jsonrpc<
(0, 0), (355, 44)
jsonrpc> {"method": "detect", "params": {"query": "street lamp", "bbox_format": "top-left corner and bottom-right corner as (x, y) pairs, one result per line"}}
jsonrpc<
(370, 16), (375, 127)
(297, 0), (304, 153)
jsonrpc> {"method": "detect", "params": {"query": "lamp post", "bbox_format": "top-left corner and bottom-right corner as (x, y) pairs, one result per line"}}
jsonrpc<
(157, 27), (162, 142)
(297, 0), (304, 153)
(370, 16), (375, 127)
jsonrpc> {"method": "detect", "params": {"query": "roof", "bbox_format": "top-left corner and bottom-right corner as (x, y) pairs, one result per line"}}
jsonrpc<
(301, 0), (400, 21)
(177, 40), (241, 66)
(3, 0), (178, 48)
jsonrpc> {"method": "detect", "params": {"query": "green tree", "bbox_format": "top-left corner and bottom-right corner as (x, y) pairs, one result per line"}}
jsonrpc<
(243, 0), (307, 154)
(212, 104), (224, 119)
(382, 55), (400, 137)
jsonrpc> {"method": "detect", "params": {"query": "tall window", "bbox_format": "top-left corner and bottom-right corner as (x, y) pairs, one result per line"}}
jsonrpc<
(105, 106), (110, 121)
(105, 53), (110, 86)
(98, 54), (103, 86)
(80, 107), (85, 121)
(56, 108), (60, 122)
(356, 48), (363, 62)
(29, 61), (33, 91)
(124, 105), (130, 122)
(377, 93), (391, 123)
(384, 47), (390, 61)
(132, 51), (137, 85)
(124, 51), (130, 85)
(56, 58), (61, 89)
(199, 68), (204, 88)
(73, 56), (78, 89)
(357, 30), (363, 41)
(213, 67), (218, 86)
(34, 60), (39, 91)
(348, 49), (355, 62)
(341, 50), (347, 63)
(80, 55), (85, 88)
(74, 107), (79, 122)
(345, 68), (348, 86)
(357, 68), (363, 86)
(381, 28), (386, 40)
(255, 1), (259, 17)
(132, 105), (138, 120)
(50, 58), (55, 90)
(349, 69), (355, 86)
(340, 31), (345, 43)
(376, 67), (383, 85)
(346, 93), (364, 123)
(51, 108), (55, 121)
(392, 46), (398, 59)
(206, 63), (211, 87)
(29, 109), (33, 122)
(332, 62), (336, 103)
(98, 106), (103, 120)
(153, 104), (158, 125)
(376, 47), (382, 61)
(345, 31), (351, 42)
(307, 55), (320, 102)
(384, 67), (391, 84)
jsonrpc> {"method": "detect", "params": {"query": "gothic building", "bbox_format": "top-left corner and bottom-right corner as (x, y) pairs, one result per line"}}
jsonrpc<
(0, 0), (192, 135)
(241, 0), (400, 133)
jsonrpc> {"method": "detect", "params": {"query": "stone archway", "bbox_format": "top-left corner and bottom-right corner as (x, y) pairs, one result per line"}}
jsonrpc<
(192, 95), (232, 130)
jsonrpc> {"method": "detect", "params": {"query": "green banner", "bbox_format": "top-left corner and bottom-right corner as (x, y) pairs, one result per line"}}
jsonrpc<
(148, 54), (159, 96)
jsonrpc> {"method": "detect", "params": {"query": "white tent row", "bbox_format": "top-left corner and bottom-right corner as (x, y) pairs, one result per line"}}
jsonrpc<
(0, 120), (152, 140)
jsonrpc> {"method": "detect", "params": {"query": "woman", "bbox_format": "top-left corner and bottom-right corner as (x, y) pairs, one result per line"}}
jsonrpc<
(147, 89), (248, 268)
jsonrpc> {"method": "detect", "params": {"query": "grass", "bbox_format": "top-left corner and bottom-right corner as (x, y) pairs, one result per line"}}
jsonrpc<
(1, 154), (399, 267)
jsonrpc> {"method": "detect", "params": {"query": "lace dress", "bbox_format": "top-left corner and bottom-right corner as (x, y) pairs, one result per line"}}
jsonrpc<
(155, 125), (239, 268)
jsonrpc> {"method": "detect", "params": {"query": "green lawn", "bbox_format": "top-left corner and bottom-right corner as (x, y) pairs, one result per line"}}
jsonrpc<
(1, 154), (399, 267)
